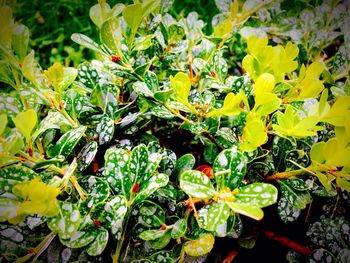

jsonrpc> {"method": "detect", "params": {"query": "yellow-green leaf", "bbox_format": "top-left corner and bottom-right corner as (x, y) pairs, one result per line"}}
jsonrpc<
(170, 72), (191, 105)
(123, 3), (143, 32)
(12, 109), (37, 142)
(184, 233), (215, 257)
(336, 177), (350, 192)
(0, 114), (7, 136)
(226, 202), (264, 220)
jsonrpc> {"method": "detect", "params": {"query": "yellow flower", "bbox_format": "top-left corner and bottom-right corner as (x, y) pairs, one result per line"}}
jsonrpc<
(9, 177), (60, 224)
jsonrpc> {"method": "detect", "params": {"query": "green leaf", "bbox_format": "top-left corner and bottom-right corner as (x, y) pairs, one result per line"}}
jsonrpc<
(132, 173), (169, 205)
(104, 148), (131, 198)
(71, 33), (106, 56)
(213, 147), (246, 190)
(96, 116), (115, 145)
(12, 24), (29, 62)
(184, 233), (215, 257)
(77, 141), (98, 172)
(133, 35), (154, 51)
(12, 109), (37, 142)
(174, 153), (195, 178)
(168, 24), (185, 42)
(139, 229), (167, 241)
(123, 4), (143, 32)
(139, 201), (165, 227)
(198, 202), (230, 233)
(47, 201), (81, 239)
(154, 89), (173, 103)
(60, 223), (98, 248)
(130, 144), (149, 184)
(0, 197), (21, 222)
(149, 230), (172, 249)
(0, 166), (37, 193)
(226, 202), (264, 220)
(171, 218), (187, 239)
(235, 183), (278, 208)
(180, 170), (216, 199)
(86, 227), (109, 256)
(48, 126), (86, 158)
(101, 16), (122, 54)
(90, 2), (112, 28)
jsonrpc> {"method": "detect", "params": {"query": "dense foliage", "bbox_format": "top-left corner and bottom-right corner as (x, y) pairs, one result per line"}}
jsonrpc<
(0, 0), (349, 262)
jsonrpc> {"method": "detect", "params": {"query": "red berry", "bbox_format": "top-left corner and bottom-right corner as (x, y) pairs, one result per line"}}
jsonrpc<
(195, 164), (214, 178)
(132, 183), (140, 193)
(111, 55), (121, 63)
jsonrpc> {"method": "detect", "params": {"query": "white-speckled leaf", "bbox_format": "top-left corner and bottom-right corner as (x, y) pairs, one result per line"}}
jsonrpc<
(91, 202), (116, 228)
(235, 183), (278, 208)
(171, 218), (187, 239)
(109, 195), (128, 240)
(48, 126), (86, 158)
(278, 180), (312, 210)
(0, 166), (37, 193)
(144, 71), (159, 92)
(47, 201), (81, 239)
(140, 229), (167, 241)
(79, 176), (110, 214)
(143, 152), (162, 183)
(151, 105), (174, 119)
(213, 147), (246, 190)
(198, 202), (230, 233)
(133, 81), (153, 97)
(132, 173), (169, 206)
(277, 196), (301, 222)
(139, 201), (165, 227)
(174, 153), (196, 178)
(86, 227), (109, 256)
(60, 223), (98, 248)
(130, 144), (149, 184)
(180, 170), (216, 199)
(104, 148), (131, 198)
(96, 116), (114, 145)
(63, 89), (95, 120)
(0, 197), (21, 222)
(32, 111), (70, 142)
(77, 141), (98, 172)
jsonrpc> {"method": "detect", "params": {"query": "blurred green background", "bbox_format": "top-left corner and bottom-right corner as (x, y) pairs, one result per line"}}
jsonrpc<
(8, 0), (219, 68)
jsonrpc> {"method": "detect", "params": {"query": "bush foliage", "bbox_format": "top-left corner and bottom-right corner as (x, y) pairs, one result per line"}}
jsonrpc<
(0, 0), (349, 262)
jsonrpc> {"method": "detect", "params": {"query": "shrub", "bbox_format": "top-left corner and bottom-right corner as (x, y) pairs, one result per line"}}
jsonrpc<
(0, 0), (349, 262)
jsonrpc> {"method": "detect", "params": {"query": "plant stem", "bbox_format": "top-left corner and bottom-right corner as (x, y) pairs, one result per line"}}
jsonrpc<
(14, 232), (56, 263)
(60, 108), (79, 128)
(112, 210), (131, 263)
(222, 249), (239, 263)
(164, 104), (194, 124)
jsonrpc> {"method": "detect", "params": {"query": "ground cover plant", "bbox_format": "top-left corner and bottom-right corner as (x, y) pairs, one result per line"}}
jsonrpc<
(0, 0), (349, 262)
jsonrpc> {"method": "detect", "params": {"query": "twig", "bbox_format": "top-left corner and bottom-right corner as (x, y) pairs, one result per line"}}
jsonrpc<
(262, 229), (312, 256)
(222, 249), (239, 263)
